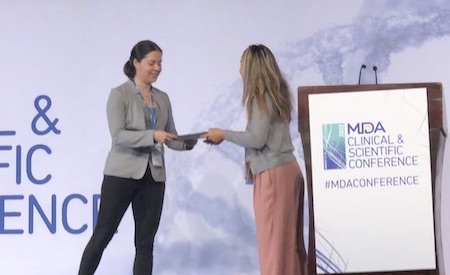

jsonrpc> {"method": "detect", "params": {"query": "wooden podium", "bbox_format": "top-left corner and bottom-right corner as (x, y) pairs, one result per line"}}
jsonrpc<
(298, 83), (447, 275)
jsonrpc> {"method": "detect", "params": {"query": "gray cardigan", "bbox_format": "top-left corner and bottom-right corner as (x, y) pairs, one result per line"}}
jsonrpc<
(103, 79), (185, 182)
(224, 97), (296, 175)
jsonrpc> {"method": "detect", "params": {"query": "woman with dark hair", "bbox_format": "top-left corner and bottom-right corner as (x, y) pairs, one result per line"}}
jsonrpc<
(78, 40), (196, 275)
(204, 44), (306, 275)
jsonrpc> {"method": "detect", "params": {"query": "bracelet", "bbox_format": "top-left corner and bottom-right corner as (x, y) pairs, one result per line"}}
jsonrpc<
(184, 142), (194, 150)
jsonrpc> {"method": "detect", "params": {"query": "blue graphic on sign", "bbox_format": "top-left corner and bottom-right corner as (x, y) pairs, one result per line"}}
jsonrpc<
(323, 124), (346, 170)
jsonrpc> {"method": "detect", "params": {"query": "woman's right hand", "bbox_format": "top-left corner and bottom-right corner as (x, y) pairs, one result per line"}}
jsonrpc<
(153, 130), (177, 144)
(202, 128), (224, 145)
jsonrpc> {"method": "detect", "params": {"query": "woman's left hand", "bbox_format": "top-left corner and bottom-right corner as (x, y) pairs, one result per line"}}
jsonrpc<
(154, 130), (177, 144)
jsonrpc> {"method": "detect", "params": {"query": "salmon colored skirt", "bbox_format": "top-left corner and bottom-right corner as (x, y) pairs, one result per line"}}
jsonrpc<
(253, 161), (306, 275)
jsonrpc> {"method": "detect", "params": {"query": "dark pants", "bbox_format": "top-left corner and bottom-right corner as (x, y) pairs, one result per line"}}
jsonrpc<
(78, 167), (165, 275)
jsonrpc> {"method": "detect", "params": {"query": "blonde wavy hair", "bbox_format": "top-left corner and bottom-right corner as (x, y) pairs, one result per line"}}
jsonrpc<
(241, 44), (292, 122)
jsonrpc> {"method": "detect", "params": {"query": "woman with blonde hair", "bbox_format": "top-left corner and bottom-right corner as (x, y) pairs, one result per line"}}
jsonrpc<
(204, 44), (306, 275)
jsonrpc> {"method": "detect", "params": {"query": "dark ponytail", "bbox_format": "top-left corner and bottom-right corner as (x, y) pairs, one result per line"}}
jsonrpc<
(123, 58), (135, 79)
(123, 40), (162, 79)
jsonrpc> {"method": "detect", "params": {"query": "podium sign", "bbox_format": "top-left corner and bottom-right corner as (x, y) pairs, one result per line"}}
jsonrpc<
(298, 83), (446, 275)
(309, 88), (435, 273)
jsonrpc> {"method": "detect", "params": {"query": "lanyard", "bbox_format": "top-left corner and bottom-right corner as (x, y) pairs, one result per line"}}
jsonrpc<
(131, 80), (157, 129)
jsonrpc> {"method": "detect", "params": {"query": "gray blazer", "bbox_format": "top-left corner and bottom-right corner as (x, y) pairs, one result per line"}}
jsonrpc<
(103, 79), (185, 182)
(224, 95), (296, 175)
